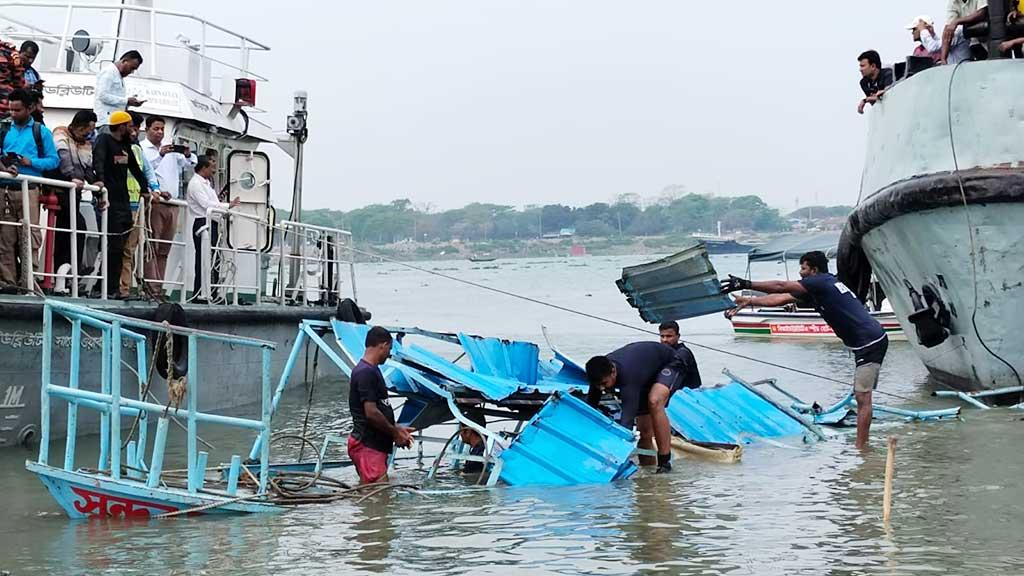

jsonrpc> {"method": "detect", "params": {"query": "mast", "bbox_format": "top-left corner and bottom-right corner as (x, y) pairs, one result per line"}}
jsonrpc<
(285, 91), (309, 297)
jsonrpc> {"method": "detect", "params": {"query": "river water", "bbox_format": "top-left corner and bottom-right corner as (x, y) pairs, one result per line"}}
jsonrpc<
(1, 255), (1022, 575)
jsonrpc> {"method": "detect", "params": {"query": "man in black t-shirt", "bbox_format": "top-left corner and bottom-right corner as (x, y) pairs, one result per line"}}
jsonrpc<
(722, 251), (887, 450)
(586, 341), (702, 474)
(347, 326), (414, 484)
(857, 50), (893, 115)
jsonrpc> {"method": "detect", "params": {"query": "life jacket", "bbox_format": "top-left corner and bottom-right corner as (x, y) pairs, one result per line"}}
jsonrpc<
(127, 143), (144, 211)
(0, 41), (24, 119)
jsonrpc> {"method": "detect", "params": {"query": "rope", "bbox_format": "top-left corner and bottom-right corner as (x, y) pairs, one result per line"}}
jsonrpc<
(945, 61), (1024, 401)
(346, 245), (918, 403)
(297, 346), (321, 462)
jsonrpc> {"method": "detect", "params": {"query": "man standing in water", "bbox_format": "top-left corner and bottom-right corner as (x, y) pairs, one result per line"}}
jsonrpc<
(347, 326), (414, 484)
(586, 341), (701, 473)
(722, 250), (887, 450)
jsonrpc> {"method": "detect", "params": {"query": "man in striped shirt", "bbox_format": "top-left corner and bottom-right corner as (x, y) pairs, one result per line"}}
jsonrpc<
(723, 251), (887, 450)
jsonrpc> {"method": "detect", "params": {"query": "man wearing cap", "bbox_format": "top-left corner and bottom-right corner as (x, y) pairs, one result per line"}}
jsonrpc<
(909, 15), (969, 64)
(92, 110), (149, 297)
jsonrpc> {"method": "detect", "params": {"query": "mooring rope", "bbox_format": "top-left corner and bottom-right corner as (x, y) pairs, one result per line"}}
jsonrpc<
(345, 245), (919, 403)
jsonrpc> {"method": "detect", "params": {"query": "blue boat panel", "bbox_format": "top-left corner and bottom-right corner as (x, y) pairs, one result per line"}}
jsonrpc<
(616, 244), (735, 322)
(499, 393), (637, 486)
(666, 381), (807, 444)
(331, 320), (416, 393)
(457, 334), (539, 386)
(397, 343), (522, 401)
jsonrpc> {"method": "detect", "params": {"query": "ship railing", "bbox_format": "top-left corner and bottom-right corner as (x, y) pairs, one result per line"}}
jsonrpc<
(0, 1), (270, 92)
(199, 207), (357, 306)
(134, 195), (189, 304)
(0, 170), (109, 298)
(37, 299), (275, 495)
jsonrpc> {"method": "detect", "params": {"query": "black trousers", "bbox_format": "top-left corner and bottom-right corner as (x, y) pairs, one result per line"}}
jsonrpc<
(106, 210), (133, 295)
(192, 218), (220, 298)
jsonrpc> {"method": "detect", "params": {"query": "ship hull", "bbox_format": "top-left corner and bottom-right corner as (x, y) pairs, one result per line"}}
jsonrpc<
(0, 296), (335, 448)
(859, 203), (1023, 391)
(842, 60), (1024, 393)
(731, 309), (904, 341)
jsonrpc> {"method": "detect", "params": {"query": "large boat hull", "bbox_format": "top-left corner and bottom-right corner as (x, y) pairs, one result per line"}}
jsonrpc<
(842, 60), (1024, 392)
(0, 296), (334, 448)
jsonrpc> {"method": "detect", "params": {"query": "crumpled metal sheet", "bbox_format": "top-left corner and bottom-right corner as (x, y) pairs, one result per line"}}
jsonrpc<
(499, 392), (637, 486)
(666, 380), (809, 444)
(616, 242), (735, 322)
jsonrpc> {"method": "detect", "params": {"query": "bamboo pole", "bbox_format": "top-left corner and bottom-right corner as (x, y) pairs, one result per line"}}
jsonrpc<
(883, 436), (897, 523)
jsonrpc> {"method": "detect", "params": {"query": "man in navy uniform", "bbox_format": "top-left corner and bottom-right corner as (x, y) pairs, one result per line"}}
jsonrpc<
(722, 250), (888, 450)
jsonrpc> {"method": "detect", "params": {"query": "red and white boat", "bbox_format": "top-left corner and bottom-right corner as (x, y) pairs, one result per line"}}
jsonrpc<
(730, 307), (905, 341)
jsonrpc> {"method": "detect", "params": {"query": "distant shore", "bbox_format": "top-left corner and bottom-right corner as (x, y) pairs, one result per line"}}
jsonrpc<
(358, 235), (738, 262)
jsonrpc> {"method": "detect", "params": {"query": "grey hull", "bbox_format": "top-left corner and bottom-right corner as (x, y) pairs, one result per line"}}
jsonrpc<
(0, 296), (333, 448)
(842, 60), (1024, 393)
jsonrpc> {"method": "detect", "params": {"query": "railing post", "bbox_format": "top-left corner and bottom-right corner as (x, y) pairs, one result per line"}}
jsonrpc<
(300, 229), (308, 304)
(248, 327), (306, 460)
(179, 203), (187, 304)
(187, 334), (199, 493)
(101, 196), (108, 300)
(20, 179), (33, 291)
(201, 222), (211, 301)
(38, 303), (53, 465)
(70, 184), (79, 298)
(135, 338), (148, 467)
(64, 318), (82, 471)
(98, 329), (111, 470)
(146, 417), (169, 488)
(136, 196), (147, 294)
(149, 5), (158, 76)
(259, 346), (271, 494)
(277, 226), (285, 306)
(55, 6), (75, 71)
(226, 454), (241, 496)
(110, 321), (122, 479)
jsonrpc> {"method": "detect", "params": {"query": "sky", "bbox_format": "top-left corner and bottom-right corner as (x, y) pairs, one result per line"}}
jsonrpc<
(51, 0), (958, 211)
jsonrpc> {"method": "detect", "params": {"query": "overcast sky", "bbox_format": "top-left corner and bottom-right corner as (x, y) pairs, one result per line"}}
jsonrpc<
(169, 0), (950, 212)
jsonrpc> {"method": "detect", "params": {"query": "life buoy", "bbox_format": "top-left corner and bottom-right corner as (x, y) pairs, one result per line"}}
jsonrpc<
(152, 303), (189, 379)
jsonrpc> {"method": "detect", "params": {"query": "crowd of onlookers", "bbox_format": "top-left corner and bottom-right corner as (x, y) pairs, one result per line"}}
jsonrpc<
(0, 42), (240, 302)
(858, 1), (1023, 114)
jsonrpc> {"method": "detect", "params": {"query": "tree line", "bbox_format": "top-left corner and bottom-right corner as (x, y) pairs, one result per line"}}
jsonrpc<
(282, 193), (799, 245)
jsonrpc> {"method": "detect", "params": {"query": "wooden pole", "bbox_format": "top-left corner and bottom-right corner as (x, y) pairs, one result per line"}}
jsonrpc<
(882, 436), (897, 523)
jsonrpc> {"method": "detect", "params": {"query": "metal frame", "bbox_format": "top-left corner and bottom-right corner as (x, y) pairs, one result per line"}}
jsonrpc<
(0, 1), (270, 80)
(36, 299), (276, 500)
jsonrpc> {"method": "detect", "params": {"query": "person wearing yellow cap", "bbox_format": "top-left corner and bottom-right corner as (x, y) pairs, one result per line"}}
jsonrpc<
(92, 110), (150, 298)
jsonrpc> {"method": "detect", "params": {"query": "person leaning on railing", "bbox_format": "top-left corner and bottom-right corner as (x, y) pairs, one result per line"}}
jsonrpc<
(52, 110), (101, 276)
(186, 156), (239, 303)
(140, 115), (196, 293)
(0, 87), (58, 293)
(92, 111), (148, 298)
(115, 112), (161, 299)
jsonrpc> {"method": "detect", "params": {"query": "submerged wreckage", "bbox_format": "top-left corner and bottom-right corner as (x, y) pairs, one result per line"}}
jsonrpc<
(28, 297), (959, 518)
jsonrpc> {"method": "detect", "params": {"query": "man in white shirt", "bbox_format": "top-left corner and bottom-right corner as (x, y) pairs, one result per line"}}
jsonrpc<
(140, 114), (197, 290)
(187, 156), (239, 302)
(908, 15), (971, 64)
(942, 0), (988, 63)
(94, 51), (146, 132)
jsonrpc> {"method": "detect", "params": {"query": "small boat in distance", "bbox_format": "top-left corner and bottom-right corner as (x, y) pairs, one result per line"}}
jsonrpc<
(468, 255), (498, 263)
(690, 222), (753, 254)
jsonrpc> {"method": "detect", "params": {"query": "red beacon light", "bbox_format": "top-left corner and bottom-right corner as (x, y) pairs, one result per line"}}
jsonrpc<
(234, 78), (256, 107)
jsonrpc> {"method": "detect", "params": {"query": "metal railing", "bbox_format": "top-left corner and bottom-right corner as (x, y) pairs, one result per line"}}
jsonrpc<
(38, 299), (275, 494)
(134, 195), (188, 304)
(0, 1), (271, 87)
(0, 171), (107, 298)
(0, 171), (357, 307)
(199, 207), (357, 306)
